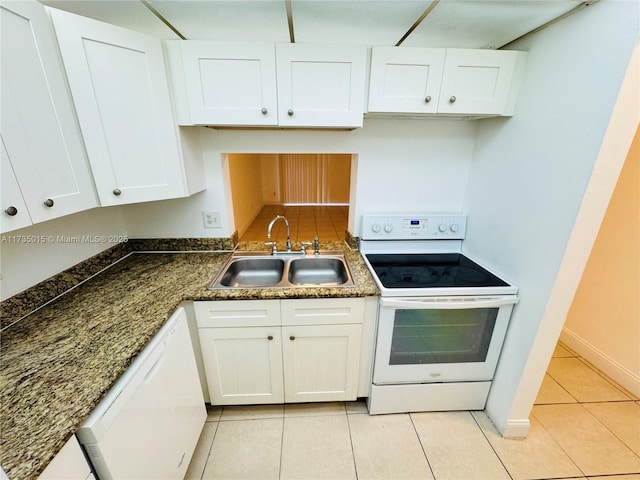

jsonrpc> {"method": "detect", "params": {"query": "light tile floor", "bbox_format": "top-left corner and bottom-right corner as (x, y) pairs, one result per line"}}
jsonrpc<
(186, 347), (640, 480)
(240, 205), (348, 243)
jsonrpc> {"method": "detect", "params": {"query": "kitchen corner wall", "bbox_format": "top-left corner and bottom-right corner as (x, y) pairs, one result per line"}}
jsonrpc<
(461, 0), (639, 436)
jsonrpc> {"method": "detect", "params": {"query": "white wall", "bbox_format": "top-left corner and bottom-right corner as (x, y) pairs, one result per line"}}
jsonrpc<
(121, 118), (477, 238)
(0, 206), (127, 299)
(461, 0), (639, 436)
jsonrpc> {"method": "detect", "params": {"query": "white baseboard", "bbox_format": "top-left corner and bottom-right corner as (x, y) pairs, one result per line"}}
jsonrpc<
(560, 328), (640, 397)
(502, 419), (530, 439)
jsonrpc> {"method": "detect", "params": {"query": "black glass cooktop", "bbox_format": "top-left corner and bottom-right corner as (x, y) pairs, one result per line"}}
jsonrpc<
(365, 253), (510, 289)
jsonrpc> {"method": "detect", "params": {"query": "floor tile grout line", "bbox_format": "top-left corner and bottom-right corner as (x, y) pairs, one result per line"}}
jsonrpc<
(543, 370), (581, 404)
(469, 410), (515, 480)
(575, 355), (637, 400)
(278, 416), (284, 480)
(344, 405), (360, 480)
(407, 412), (437, 480)
(528, 406), (592, 479)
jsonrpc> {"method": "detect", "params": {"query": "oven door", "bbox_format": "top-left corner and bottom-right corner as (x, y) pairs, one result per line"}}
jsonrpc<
(373, 296), (517, 385)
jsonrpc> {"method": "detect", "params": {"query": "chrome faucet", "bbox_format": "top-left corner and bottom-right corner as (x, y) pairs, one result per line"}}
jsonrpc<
(266, 215), (292, 253)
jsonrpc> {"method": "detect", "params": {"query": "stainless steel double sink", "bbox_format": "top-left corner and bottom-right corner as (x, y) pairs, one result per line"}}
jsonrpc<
(207, 251), (356, 289)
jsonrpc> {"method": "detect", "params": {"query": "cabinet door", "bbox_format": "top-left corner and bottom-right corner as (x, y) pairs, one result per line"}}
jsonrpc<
(438, 49), (519, 115)
(275, 44), (367, 128)
(282, 324), (361, 402)
(49, 8), (189, 206)
(180, 41), (278, 126)
(0, 1), (97, 226)
(199, 327), (284, 405)
(368, 47), (445, 113)
(1, 135), (32, 233)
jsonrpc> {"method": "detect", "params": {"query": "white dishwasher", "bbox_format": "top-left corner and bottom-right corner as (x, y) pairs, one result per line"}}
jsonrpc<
(77, 307), (206, 479)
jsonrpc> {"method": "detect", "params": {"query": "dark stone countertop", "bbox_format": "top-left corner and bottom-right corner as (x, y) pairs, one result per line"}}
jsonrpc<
(0, 247), (378, 479)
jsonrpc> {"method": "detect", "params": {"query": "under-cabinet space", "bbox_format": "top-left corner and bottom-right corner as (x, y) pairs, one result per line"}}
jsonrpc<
(195, 298), (365, 406)
(1, 0), (97, 233)
(48, 8), (205, 207)
(167, 41), (367, 128)
(368, 46), (527, 117)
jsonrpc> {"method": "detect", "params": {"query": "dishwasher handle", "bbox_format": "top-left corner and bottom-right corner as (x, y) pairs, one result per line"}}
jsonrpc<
(380, 296), (518, 310)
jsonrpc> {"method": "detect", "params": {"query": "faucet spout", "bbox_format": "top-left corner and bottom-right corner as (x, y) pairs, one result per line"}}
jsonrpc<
(266, 215), (292, 252)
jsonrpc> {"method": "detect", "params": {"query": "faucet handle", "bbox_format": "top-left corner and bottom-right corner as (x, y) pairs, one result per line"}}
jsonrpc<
(300, 241), (312, 253)
(313, 236), (320, 255)
(264, 241), (277, 254)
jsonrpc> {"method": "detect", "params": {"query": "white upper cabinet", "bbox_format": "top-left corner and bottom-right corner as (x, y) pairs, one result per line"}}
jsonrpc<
(275, 44), (367, 128)
(169, 41), (367, 128)
(49, 9), (205, 206)
(368, 47), (446, 114)
(438, 49), (525, 115)
(1, 135), (32, 233)
(179, 41), (278, 126)
(368, 47), (527, 117)
(0, 1), (98, 233)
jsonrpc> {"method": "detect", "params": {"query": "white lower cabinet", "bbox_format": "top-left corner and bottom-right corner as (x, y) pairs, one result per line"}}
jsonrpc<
(198, 326), (285, 405)
(38, 436), (94, 480)
(195, 298), (365, 405)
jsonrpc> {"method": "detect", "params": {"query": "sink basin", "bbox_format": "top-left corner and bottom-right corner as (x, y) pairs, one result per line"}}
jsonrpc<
(218, 257), (285, 287)
(288, 257), (350, 286)
(208, 251), (355, 289)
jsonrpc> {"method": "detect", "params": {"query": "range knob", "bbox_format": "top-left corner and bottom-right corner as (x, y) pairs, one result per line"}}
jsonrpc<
(371, 224), (381, 233)
(450, 224), (459, 233)
(439, 224), (447, 233)
(384, 224), (393, 233)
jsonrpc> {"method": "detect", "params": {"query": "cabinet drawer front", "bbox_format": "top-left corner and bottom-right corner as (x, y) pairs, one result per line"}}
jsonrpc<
(194, 300), (281, 328)
(281, 298), (364, 326)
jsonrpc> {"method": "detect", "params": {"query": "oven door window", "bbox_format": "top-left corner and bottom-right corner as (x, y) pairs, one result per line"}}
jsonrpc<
(390, 308), (498, 365)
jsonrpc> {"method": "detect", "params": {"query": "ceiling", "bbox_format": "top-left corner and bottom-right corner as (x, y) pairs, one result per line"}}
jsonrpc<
(38, 0), (591, 49)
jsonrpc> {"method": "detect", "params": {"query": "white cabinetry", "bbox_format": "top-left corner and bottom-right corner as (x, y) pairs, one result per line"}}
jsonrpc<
(0, 1), (97, 233)
(49, 9), (205, 206)
(275, 44), (367, 128)
(195, 298), (364, 405)
(38, 436), (94, 480)
(368, 47), (527, 117)
(169, 42), (367, 128)
(196, 300), (284, 405)
(178, 41), (278, 126)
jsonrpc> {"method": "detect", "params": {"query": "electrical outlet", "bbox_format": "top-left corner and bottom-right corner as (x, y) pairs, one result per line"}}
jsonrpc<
(202, 211), (221, 229)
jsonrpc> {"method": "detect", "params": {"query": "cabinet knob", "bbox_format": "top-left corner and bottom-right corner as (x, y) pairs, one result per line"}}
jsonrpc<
(287, 109), (294, 116)
(289, 335), (295, 341)
(424, 96), (431, 103)
(449, 96), (457, 104)
(44, 198), (54, 208)
(261, 107), (268, 115)
(267, 335), (273, 341)
(113, 189), (122, 196)
(5, 206), (18, 216)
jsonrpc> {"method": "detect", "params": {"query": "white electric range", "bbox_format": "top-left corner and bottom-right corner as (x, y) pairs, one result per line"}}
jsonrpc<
(360, 213), (518, 414)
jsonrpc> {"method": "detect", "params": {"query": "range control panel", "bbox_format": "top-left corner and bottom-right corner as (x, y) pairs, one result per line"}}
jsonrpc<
(361, 214), (467, 240)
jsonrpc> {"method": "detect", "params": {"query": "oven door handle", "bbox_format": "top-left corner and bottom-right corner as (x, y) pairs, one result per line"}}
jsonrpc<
(380, 296), (518, 309)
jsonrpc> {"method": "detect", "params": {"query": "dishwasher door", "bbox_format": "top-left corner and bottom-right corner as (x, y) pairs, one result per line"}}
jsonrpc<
(77, 307), (206, 480)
